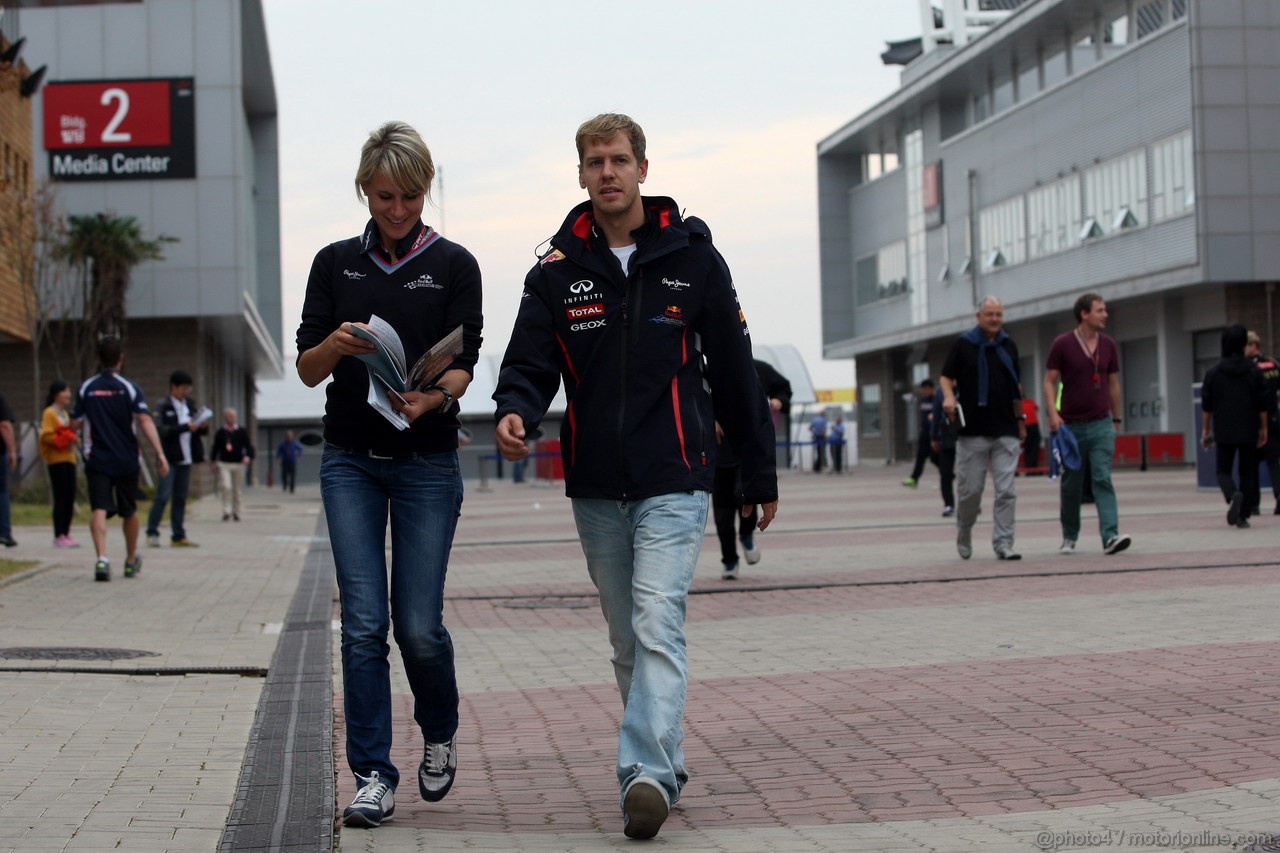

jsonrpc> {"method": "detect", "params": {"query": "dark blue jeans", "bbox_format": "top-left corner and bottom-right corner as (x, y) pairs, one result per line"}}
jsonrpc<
(320, 444), (463, 789)
(146, 463), (191, 540)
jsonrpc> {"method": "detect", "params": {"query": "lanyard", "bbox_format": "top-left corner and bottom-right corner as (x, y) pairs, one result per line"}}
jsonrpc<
(1075, 330), (1101, 389)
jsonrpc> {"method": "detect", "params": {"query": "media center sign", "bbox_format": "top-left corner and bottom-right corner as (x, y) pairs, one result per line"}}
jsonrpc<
(43, 78), (195, 181)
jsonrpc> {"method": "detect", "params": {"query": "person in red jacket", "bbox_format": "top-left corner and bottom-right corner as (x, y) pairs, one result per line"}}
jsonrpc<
(493, 113), (777, 840)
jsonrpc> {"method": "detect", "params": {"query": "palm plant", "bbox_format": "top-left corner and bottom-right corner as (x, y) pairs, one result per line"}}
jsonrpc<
(58, 212), (176, 362)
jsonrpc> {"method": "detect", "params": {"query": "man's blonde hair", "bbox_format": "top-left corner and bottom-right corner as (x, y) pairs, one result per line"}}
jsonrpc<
(1247, 330), (1262, 347)
(575, 113), (646, 163)
(355, 121), (434, 203)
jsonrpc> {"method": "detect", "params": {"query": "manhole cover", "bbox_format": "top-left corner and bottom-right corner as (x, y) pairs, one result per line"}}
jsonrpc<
(498, 598), (591, 610)
(0, 647), (160, 661)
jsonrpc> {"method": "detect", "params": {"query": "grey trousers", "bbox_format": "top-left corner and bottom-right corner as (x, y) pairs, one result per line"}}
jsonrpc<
(955, 435), (1021, 550)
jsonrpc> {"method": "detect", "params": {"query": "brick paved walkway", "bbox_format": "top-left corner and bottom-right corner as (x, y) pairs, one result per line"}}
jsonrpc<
(1, 462), (1279, 851)
(334, 465), (1280, 852)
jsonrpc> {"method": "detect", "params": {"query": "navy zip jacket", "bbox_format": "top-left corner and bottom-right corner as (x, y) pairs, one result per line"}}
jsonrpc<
(494, 197), (777, 504)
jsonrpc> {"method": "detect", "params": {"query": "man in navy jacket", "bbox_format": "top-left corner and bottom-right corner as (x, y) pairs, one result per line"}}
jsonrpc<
(493, 113), (777, 840)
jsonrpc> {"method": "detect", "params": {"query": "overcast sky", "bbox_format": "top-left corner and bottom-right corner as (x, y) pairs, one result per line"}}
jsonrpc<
(260, 0), (924, 389)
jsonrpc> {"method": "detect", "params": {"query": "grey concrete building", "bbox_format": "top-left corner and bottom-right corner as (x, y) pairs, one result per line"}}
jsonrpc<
(0, 0), (281, 492)
(819, 0), (1278, 463)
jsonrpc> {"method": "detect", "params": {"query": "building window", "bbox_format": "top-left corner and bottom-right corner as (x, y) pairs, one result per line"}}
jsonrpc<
(1172, 0), (1187, 20)
(855, 242), (908, 305)
(861, 383), (882, 437)
(1102, 3), (1130, 50)
(979, 195), (1026, 270)
(1043, 40), (1069, 89)
(1136, 0), (1165, 38)
(1027, 174), (1082, 260)
(856, 254), (879, 306)
(1151, 130), (1194, 223)
(1083, 148), (1147, 238)
(1193, 329), (1222, 382)
(992, 70), (1015, 114)
(1017, 56), (1040, 102)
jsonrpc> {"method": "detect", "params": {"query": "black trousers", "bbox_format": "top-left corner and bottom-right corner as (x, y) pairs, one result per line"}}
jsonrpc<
(938, 446), (956, 509)
(713, 465), (756, 565)
(1023, 423), (1042, 469)
(280, 462), (296, 493)
(1251, 424), (1279, 511)
(909, 439), (939, 480)
(1217, 442), (1259, 520)
(48, 462), (77, 538)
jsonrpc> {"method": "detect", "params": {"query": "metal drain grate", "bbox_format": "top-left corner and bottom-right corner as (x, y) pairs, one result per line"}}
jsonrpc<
(0, 647), (160, 661)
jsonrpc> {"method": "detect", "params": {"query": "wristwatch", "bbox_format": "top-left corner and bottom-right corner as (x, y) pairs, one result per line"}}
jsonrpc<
(427, 385), (455, 413)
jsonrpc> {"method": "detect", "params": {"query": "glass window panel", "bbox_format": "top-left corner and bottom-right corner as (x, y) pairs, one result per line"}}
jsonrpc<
(1137, 0), (1164, 37)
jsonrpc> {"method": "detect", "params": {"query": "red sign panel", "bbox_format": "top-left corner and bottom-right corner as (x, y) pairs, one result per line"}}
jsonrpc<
(922, 162), (941, 210)
(44, 80), (172, 149)
(41, 78), (195, 181)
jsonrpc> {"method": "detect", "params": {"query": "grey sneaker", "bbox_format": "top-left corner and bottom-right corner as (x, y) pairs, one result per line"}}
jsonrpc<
(418, 735), (457, 802)
(957, 528), (972, 560)
(1059, 539), (1076, 555)
(622, 776), (669, 840)
(1103, 534), (1131, 555)
(94, 558), (110, 582)
(124, 554), (142, 578)
(146, 534), (161, 548)
(995, 546), (1022, 561)
(343, 771), (394, 827)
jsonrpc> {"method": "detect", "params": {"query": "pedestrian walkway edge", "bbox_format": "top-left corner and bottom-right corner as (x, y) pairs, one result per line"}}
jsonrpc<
(219, 514), (336, 852)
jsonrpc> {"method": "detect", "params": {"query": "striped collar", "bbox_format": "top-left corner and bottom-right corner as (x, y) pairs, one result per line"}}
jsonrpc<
(359, 219), (442, 274)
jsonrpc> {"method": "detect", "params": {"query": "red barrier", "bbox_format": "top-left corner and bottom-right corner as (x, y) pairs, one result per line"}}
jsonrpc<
(1113, 434), (1142, 467)
(1144, 433), (1185, 466)
(535, 439), (564, 481)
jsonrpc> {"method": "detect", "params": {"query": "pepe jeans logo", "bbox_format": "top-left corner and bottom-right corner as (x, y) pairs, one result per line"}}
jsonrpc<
(662, 277), (691, 290)
(569, 280), (595, 294)
(405, 274), (442, 290)
(343, 269), (367, 279)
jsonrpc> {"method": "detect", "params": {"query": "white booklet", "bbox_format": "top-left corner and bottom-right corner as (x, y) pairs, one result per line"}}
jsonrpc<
(350, 315), (464, 430)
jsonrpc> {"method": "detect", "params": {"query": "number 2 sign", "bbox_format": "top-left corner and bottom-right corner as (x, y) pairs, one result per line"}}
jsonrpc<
(42, 78), (196, 181)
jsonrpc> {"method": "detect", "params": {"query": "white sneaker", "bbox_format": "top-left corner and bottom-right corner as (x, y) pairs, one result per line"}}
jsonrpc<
(343, 771), (394, 827)
(1059, 539), (1076, 555)
(418, 735), (457, 801)
(623, 776), (670, 840)
(721, 562), (739, 580)
(741, 538), (761, 565)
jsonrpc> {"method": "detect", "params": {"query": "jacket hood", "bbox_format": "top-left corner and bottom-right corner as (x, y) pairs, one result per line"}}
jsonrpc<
(1216, 353), (1256, 377)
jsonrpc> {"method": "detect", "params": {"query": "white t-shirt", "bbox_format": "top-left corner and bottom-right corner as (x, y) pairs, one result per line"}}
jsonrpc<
(611, 244), (637, 274)
(172, 396), (192, 465)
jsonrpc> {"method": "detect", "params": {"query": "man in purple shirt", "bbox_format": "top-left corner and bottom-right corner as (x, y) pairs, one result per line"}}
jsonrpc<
(1043, 293), (1131, 556)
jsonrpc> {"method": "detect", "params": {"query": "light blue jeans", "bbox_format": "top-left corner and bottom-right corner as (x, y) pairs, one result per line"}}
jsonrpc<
(320, 444), (463, 790)
(572, 491), (709, 807)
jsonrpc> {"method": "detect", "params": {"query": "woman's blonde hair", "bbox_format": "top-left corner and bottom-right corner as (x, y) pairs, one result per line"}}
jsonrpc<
(355, 121), (434, 203)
